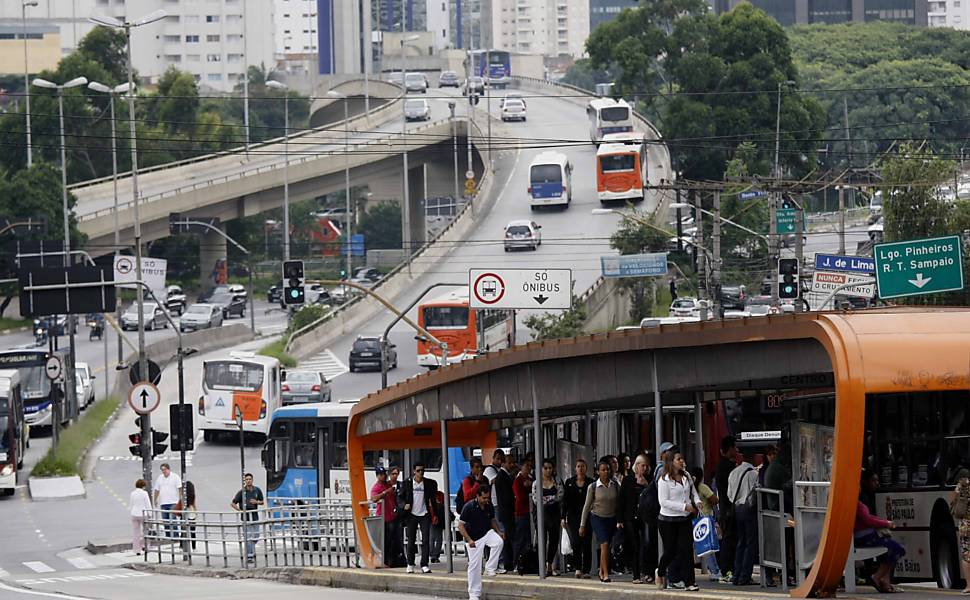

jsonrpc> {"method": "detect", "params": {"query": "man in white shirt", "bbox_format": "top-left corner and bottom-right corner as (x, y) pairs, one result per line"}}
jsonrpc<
(152, 463), (183, 538)
(726, 449), (759, 586)
(483, 449), (505, 512)
(401, 462), (439, 573)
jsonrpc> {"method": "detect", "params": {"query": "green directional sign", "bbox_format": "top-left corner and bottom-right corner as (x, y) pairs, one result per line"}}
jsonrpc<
(873, 235), (964, 299)
(776, 208), (804, 233)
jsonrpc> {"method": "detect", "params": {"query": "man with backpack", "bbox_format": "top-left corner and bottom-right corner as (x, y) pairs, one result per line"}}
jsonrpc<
(715, 436), (738, 582)
(727, 448), (759, 586)
(640, 442), (675, 584)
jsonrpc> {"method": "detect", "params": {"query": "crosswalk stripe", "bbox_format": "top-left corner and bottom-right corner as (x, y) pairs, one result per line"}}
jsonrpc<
(65, 557), (95, 570)
(23, 562), (55, 573)
(0, 568), (9, 578)
(299, 349), (349, 380)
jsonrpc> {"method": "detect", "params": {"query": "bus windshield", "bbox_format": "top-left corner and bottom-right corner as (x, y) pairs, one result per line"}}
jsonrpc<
(600, 106), (629, 122)
(530, 164), (562, 184)
(423, 306), (469, 328)
(19, 366), (49, 400)
(600, 154), (635, 172)
(204, 361), (264, 392)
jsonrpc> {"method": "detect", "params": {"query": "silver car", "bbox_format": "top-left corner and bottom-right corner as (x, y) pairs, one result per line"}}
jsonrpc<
(179, 303), (224, 332)
(74, 362), (95, 409)
(121, 302), (168, 331)
(281, 370), (332, 404)
(404, 99), (431, 121)
(405, 72), (428, 93)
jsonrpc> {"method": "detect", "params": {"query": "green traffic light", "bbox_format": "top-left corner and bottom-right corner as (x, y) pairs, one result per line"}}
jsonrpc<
(290, 289), (300, 298)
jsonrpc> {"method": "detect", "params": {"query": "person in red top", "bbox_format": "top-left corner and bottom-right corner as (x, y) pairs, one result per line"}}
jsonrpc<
(370, 467), (399, 566)
(512, 459), (534, 565)
(855, 470), (905, 593)
(462, 458), (487, 504)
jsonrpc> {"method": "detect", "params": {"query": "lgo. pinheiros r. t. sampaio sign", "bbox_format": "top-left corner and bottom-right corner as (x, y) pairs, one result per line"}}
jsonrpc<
(469, 269), (572, 310)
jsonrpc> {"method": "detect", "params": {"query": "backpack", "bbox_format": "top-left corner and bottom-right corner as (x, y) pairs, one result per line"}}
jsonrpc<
(455, 482), (465, 513)
(638, 479), (661, 524)
(515, 548), (539, 575)
(732, 467), (757, 511)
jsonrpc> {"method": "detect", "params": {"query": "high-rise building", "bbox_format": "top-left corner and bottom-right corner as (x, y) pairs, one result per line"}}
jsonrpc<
(0, 0), (276, 92)
(714, 0), (928, 25)
(589, 0), (638, 31)
(924, 0), (967, 25)
(484, 0), (589, 57)
(371, 0), (451, 49)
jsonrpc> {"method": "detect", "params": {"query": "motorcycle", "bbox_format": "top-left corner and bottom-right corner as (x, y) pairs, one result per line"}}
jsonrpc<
(33, 318), (49, 345)
(87, 313), (104, 341)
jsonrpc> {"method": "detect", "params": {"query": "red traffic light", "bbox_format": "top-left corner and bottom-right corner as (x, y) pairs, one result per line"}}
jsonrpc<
(128, 433), (142, 445)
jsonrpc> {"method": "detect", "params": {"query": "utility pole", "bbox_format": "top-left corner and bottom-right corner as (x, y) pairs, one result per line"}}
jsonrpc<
(771, 81), (792, 307)
(712, 190), (722, 318)
(838, 186), (846, 255)
(693, 190), (707, 320)
(794, 195), (805, 313)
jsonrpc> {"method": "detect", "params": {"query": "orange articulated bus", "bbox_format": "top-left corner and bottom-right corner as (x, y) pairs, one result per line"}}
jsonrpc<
(596, 133), (647, 204)
(416, 288), (514, 369)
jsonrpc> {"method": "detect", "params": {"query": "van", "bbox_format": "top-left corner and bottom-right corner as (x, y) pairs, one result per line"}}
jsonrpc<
(527, 152), (572, 210)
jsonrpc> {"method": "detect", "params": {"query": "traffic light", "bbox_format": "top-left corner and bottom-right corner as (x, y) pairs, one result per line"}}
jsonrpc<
(169, 404), (194, 452)
(469, 94), (479, 106)
(151, 429), (169, 458)
(128, 431), (143, 457)
(779, 258), (800, 299)
(282, 260), (305, 305)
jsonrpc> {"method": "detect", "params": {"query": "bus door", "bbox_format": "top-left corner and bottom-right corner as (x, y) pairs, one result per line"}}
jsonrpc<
(317, 423), (330, 498)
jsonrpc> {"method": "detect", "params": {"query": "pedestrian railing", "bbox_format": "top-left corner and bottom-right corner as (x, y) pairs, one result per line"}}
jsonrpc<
(792, 480), (830, 586)
(756, 487), (790, 592)
(141, 498), (359, 569)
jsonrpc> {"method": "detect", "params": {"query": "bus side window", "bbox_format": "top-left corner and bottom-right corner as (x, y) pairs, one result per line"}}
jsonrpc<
(331, 424), (348, 469)
(293, 421), (316, 467)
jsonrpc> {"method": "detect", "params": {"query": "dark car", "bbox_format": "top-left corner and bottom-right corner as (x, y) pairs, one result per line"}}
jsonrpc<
(438, 70), (460, 88)
(198, 285), (229, 303)
(718, 285), (747, 311)
(463, 76), (485, 95)
(208, 291), (246, 319)
(267, 280), (283, 303)
(349, 336), (397, 372)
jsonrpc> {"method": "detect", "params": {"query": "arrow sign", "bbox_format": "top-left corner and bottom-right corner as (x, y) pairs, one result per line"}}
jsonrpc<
(44, 355), (62, 381)
(128, 382), (161, 415)
(534, 295), (548, 304)
(908, 273), (932, 288)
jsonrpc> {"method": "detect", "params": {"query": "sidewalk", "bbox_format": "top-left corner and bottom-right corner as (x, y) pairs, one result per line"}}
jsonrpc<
(127, 555), (956, 600)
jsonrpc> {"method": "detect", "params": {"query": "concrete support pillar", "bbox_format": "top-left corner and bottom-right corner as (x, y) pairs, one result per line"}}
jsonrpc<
(199, 220), (229, 293)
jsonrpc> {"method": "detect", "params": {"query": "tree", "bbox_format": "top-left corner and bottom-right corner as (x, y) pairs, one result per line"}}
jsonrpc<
(358, 201), (402, 250)
(560, 58), (615, 93)
(610, 212), (670, 321)
(523, 294), (587, 340)
(880, 143), (954, 242)
(0, 164), (84, 246)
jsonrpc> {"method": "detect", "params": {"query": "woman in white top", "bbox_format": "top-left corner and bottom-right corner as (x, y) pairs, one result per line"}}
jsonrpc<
(656, 448), (701, 591)
(129, 478), (153, 555)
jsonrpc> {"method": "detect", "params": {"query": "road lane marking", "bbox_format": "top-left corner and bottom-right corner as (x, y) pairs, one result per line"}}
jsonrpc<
(0, 581), (97, 599)
(22, 563), (54, 573)
(299, 349), (349, 380)
(64, 558), (94, 570)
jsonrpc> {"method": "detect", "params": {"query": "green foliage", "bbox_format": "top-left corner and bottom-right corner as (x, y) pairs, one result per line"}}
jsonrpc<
(610, 211), (670, 321)
(358, 201), (402, 250)
(560, 59), (614, 92)
(32, 396), (120, 478)
(880, 144), (955, 242)
(524, 294), (588, 341)
(258, 339), (297, 368)
(290, 303), (331, 333)
(0, 164), (84, 246)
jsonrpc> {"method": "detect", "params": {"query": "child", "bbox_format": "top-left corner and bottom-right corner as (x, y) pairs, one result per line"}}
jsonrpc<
(690, 467), (722, 581)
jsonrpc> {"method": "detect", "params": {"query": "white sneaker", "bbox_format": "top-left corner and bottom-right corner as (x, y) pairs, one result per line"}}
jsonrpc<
(422, 566), (432, 574)
(496, 568), (507, 575)
(406, 565), (415, 574)
(484, 570), (497, 577)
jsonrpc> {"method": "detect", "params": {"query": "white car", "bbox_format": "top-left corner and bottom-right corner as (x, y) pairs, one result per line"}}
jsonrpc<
(504, 220), (542, 251)
(121, 302), (169, 331)
(179, 303), (224, 332)
(74, 362), (95, 409)
(501, 99), (526, 122)
(404, 98), (431, 121)
(669, 297), (701, 318)
(404, 72), (428, 93)
(500, 92), (526, 109)
(228, 284), (246, 299)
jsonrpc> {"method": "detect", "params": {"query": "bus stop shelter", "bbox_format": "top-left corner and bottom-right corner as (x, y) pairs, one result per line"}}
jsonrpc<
(347, 307), (970, 597)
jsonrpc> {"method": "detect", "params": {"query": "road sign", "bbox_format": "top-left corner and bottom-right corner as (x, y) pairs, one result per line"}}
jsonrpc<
(601, 253), (668, 278)
(465, 170), (475, 180)
(19, 265), (117, 317)
(469, 269), (572, 310)
(874, 235), (965, 299)
(739, 190), (766, 200)
(811, 271), (876, 299)
(128, 382), (161, 415)
(464, 179), (477, 195)
(814, 253), (875, 274)
(776, 208), (798, 233)
(129, 359), (162, 386)
(114, 255), (167, 292)
(44, 355), (62, 381)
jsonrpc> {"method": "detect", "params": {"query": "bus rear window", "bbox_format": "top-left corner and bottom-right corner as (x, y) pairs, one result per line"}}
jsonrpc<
(600, 107), (629, 122)
(600, 154), (635, 172)
(423, 306), (469, 328)
(530, 165), (562, 184)
(204, 361), (264, 391)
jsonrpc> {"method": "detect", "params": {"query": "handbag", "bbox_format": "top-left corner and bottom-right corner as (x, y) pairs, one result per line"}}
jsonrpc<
(952, 495), (968, 520)
(560, 528), (573, 556)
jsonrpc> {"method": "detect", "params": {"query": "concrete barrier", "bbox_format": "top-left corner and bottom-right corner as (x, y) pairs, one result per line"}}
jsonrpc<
(581, 277), (632, 333)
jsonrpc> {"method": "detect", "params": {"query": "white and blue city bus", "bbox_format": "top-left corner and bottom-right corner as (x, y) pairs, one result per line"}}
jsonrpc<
(263, 401), (470, 502)
(0, 349), (69, 428)
(469, 49), (511, 89)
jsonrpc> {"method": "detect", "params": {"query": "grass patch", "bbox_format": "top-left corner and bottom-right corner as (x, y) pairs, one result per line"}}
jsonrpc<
(0, 317), (30, 331)
(259, 338), (297, 368)
(31, 396), (121, 478)
(652, 286), (674, 317)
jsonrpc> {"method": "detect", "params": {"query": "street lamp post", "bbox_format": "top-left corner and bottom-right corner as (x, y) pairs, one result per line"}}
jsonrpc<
(328, 90), (352, 279)
(22, 0), (38, 168)
(400, 33), (419, 276)
(266, 80), (291, 260)
(32, 74), (88, 434)
(88, 80), (131, 365)
(449, 101), (459, 202)
(772, 79), (796, 307)
(89, 8), (167, 485)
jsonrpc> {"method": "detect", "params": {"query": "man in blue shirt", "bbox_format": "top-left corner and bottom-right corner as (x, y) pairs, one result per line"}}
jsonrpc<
(458, 485), (506, 600)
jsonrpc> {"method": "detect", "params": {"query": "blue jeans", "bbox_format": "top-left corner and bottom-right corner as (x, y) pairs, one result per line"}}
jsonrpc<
(160, 503), (178, 538)
(733, 506), (758, 584)
(855, 530), (905, 569)
(243, 522), (260, 560)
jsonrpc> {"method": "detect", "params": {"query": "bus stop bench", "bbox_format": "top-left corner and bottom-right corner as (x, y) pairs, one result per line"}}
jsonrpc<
(844, 542), (887, 593)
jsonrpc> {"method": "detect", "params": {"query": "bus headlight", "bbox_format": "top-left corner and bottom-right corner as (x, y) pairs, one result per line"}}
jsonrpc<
(1, 465), (13, 477)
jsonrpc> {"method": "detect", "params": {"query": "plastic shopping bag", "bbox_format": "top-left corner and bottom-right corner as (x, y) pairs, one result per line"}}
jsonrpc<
(692, 515), (720, 557)
(560, 529), (573, 556)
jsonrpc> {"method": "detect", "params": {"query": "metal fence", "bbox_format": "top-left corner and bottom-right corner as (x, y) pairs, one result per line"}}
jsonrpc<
(793, 480), (830, 586)
(757, 487), (790, 591)
(141, 498), (359, 569)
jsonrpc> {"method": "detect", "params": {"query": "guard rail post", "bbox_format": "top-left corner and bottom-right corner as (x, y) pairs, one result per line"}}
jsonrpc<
(757, 487), (789, 591)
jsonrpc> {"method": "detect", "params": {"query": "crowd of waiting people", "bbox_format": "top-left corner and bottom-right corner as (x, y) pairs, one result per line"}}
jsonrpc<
(368, 434), (965, 597)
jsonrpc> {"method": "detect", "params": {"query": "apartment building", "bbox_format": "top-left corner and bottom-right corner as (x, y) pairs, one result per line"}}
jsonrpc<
(486, 0), (589, 57)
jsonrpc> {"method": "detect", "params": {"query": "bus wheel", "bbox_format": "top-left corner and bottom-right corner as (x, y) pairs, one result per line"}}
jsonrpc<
(931, 510), (962, 589)
(203, 430), (214, 443)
